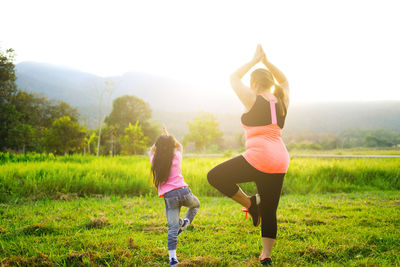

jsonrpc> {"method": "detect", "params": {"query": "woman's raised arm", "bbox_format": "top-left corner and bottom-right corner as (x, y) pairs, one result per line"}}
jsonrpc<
(261, 49), (290, 106)
(230, 45), (264, 111)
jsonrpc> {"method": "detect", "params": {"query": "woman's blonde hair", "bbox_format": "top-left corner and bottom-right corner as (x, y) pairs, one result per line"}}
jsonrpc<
(250, 68), (287, 116)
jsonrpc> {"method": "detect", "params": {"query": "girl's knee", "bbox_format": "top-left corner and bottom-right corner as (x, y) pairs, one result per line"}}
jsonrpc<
(188, 194), (200, 209)
(194, 198), (200, 208)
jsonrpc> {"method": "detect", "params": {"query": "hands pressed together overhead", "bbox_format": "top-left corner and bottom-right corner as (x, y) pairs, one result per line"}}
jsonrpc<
(252, 44), (268, 65)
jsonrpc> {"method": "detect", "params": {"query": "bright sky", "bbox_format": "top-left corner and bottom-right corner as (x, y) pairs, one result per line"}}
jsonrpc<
(1, 0), (400, 102)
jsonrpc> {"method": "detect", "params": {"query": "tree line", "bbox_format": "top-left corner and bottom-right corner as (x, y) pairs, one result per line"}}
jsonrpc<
(284, 129), (400, 151)
(0, 48), (224, 155)
(1, 48), (82, 154)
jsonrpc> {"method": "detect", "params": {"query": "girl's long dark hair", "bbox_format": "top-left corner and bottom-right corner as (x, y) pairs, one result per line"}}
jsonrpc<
(151, 135), (176, 187)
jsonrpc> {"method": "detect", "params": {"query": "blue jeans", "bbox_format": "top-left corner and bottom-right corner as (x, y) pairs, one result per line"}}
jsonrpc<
(164, 187), (200, 250)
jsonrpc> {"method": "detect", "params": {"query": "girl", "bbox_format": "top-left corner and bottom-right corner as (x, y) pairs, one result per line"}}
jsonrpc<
(150, 126), (200, 267)
(207, 44), (290, 266)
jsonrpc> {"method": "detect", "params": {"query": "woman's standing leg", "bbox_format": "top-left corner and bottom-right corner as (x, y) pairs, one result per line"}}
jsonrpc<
(255, 173), (285, 259)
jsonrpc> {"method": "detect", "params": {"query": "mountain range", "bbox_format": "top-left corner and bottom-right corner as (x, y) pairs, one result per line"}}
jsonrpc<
(15, 61), (400, 138)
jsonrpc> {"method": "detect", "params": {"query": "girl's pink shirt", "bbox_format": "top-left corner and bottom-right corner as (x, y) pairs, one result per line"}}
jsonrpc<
(150, 150), (188, 197)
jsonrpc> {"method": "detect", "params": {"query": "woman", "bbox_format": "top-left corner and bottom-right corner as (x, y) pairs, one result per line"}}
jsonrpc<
(207, 44), (290, 266)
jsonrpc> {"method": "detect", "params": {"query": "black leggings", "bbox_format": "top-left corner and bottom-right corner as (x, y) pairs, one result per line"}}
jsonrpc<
(207, 155), (285, 239)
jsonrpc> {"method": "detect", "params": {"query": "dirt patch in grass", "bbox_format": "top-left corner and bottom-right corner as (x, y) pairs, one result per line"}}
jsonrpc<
(287, 232), (307, 241)
(317, 205), (334, 210)
(64, 250), (100, 266)
(345, 245), (375, 258)
(135, 222), (167, 233)
(87, 240), (116, 250)
(151, 247), (165, 258)
(0, 225), (7, 234)
(55, 192), (78, 201)
(128, 237), (139, 249)
(20, 223), (58, 236)
(358, 219), (377, 227)
(86, 213), (109, 229)
(330, 214), (348, 219)
(90, 194), (105, 198)
(26, 192), (47, 202)
(1, 252), (51, 267)
(277, 218), (298, 224)
(389, 201), (400, 206)
(303, 219), (326, 225)
(143, 225), (167, 233)
(64, 251), (86, 266)
(296, 246), (330, 262)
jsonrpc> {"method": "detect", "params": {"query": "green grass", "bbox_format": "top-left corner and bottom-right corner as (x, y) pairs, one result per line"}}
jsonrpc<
(0, 191), (399, 266)
(1, 155), (400, 202)
(1, 154), (399, 265)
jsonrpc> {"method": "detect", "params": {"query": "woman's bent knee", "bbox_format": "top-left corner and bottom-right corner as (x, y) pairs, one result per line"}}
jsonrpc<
(207, 169), (217, 187)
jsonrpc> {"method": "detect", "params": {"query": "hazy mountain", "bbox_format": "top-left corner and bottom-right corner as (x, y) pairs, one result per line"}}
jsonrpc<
(15, 61), (400, 138)
(15, 62), (239, 117)
(15, 61), (103, 106)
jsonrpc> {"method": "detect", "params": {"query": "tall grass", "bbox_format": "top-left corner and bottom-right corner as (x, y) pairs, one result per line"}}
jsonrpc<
(0, 153), (399, 202)
(0, 152), (94, 164)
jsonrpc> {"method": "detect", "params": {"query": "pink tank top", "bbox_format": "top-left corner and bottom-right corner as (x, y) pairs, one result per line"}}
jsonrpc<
(241, 93), (290, 173)
(150, 151), (188, 197)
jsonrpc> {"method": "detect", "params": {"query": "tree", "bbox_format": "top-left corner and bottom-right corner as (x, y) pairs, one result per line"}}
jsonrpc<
(119, 121), (149, 155)
(0, 48), (18, 150)
(105, 95), (158, 139)
(363, 135), (392, 147)
(107, 125), (119, 156)
(10, 123), (35, 154)
(183, 113), (223, 152)
(48, 100), (80, 124)
(96, 80), (115, 156)
(7, 91), (81, 152)
(84, 132), (98, 155)
(45, 116), (86, 154)
(0, 48), (17, 102)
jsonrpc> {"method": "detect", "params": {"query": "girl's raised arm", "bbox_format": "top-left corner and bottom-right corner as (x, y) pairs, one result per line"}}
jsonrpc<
(174, 139), (183, 152)
(162, 125), (183, 152)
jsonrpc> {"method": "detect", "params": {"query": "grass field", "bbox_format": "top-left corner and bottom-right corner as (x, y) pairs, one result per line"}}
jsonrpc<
(1, 153), (399, 202)
(1, 153), (400, 266)
(1, 192), (399, 266)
